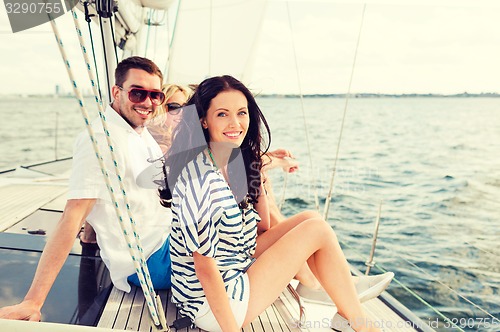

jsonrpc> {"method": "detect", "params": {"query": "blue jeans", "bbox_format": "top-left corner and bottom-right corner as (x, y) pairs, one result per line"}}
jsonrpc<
(127, 236), (172, 289)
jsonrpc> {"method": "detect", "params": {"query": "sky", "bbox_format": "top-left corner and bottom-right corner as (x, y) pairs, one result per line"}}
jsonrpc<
(1, 0), (500, 95)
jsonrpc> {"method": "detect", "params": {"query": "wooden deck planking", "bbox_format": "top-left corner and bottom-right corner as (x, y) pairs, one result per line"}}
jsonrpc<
(262, 305), (282, 331)
(114, 287), (138, 330)
(97, 285), (127, 329)
(0, 184), (67, 231)
(138, 291), (153, 332)
(127, 289), (145, 331)
(269, 303), (291, 332)
(275, 287), (302, 330)
(99, 285), (302, 332)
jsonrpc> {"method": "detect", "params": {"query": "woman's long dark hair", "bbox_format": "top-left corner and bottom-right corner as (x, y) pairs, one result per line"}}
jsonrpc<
(160, 75), (271, 206)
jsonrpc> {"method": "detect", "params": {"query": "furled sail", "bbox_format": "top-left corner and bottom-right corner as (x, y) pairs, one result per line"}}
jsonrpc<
(114, 0), (175, 52)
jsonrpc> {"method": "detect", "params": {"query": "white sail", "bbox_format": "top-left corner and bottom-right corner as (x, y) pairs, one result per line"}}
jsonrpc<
(167, 0), (268, 85)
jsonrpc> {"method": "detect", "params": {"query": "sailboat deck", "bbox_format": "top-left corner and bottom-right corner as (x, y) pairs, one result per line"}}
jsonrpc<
(98, 286), (301, 332)
(97, 284), (420, 332)
(0, 166), (426, 332)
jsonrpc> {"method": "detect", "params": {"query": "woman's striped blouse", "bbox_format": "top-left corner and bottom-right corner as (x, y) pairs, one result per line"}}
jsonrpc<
(169, 151), (260, 321)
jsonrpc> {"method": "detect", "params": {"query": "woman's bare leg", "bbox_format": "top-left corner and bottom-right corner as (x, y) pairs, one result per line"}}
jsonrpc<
(245, 215), (379, 332)
(265, 175), (321, 288)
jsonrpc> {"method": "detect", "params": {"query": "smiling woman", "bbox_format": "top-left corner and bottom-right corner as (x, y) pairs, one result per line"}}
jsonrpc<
(162, 75), (390, 332)
(200, 89), (250, 148)
(147, 83), (191, 153)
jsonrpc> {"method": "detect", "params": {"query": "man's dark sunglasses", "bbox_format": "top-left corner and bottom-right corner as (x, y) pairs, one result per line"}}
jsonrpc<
(166, 102), (184, 115)
(118, 86), (166, 105)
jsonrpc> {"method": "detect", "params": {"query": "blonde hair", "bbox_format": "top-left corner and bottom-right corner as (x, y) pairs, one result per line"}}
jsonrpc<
(163, 84), (190, 103)
(148, 83), (191, 153)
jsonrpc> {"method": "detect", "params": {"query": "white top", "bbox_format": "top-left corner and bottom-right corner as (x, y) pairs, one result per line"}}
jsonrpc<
(170, 152), (259, 321)
(68, 105), (172, 292)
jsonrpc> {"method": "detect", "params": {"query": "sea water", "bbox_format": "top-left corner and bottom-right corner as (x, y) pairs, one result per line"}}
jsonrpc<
(0, 96), (499, 331)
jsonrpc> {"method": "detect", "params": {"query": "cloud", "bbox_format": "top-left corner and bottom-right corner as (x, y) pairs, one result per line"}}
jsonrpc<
(1, 1), (500, 95)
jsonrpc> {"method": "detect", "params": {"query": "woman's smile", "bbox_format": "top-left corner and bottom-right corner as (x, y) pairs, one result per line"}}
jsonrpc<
(203, 89), (250, 147)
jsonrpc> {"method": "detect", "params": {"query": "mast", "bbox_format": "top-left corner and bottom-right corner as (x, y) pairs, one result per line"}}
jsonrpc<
(96, 0), (117, 105)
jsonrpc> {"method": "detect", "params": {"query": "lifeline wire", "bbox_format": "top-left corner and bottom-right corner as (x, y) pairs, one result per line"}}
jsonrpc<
(83, 1), (103, 100)
(340, 241), (466, 331)
(376, 242), (500, 324)
(346, 234), (500, 329)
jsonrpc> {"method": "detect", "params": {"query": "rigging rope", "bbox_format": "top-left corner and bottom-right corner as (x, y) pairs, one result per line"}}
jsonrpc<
(285, 1), (318, 212)
(70, 9), (168, 329)
(323, 4), (366, 221)
(84, 1), (103, 100)
(170, 0), (182, 50)
(153, 11), (159, 59)
(108, 13), (119, 65)
(98, 15), (112, 100)
(463, 239), (498, 257)
(163, 0), (182, 80)
(144, 8), (153, 58)
(49, 11), (166, 328)
(163, 10), (171, 81)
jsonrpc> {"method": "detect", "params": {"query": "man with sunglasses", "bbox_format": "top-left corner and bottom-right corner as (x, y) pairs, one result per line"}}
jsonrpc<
(0, 56), (173, 322)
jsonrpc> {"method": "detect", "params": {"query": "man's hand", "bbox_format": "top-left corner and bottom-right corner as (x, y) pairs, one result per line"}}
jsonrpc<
(264, 149), (299, 173)
(0, 199), (95, 322)
(0, 300), (42, 322)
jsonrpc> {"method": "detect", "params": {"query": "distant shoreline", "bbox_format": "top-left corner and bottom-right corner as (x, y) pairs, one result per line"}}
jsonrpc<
(1, 92), (499, 98)
(257, 92), (500, 98)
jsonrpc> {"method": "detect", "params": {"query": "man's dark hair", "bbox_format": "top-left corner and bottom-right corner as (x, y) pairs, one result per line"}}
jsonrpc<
(115, 56), (163, 87)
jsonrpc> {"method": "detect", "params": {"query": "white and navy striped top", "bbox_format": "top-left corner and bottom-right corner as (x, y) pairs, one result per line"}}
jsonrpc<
(169, 151), (260, 321)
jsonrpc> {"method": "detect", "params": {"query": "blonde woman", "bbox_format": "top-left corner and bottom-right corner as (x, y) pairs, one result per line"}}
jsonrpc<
(148, 84), (191, 153)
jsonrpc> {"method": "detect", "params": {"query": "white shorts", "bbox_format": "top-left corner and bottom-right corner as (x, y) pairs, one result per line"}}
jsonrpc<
(194, 273), (250, 332)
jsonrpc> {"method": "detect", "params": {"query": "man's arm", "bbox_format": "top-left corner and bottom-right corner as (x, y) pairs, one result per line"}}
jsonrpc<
(0, 199), (96, 321)
(262, 149), (299, 173)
